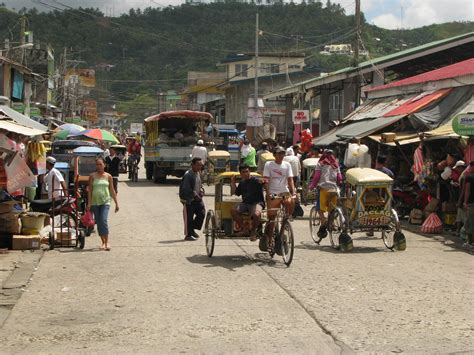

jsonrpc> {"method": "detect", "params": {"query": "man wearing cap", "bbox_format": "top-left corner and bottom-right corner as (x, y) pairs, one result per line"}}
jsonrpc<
(192, 139), (208, 165)
(44, 157), (68, 200)
(262, 146), (296, 252)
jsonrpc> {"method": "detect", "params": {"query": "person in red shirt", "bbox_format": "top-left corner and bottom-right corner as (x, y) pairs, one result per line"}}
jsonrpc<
(127, 138), (142, 178)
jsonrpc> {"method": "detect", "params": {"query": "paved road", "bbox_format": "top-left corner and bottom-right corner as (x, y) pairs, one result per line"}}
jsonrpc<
(0, 168), (473, 353)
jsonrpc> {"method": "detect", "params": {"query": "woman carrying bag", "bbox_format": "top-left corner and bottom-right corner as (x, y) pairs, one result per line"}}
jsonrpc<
(87, 157), (119, 251)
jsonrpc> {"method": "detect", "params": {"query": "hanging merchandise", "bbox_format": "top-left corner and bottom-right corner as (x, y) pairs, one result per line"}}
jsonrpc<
(300, 129), (313, 153)
(344, 143), (371, 168)
(413, 144), (424, 183)
(421, 212), (443, 234)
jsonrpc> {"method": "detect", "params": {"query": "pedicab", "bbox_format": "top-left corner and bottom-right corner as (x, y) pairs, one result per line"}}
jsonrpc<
(204, 150), (230, 185)
(309, 168), (406, 252)
(300, 157), (319, 205)
(204, 171), (294, 266)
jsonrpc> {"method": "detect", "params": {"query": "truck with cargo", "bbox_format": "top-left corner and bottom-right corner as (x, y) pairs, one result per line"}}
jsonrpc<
(144, 110), (214, 183)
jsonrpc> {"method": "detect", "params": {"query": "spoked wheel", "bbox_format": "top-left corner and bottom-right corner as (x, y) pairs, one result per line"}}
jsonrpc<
(328, 209), (345, 249)
(382, 209), (405, 250)
(133, 165), (139, 182)
(76, 230), (85, 249)
(309, 206), (321, 244)
(48, 232), (55, 250)
(280, 219), (294, 266)
(204, 210), (216, 257)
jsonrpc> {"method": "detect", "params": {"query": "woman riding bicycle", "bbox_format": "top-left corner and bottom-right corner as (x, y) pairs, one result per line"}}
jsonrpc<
(309, 149), (343, 239)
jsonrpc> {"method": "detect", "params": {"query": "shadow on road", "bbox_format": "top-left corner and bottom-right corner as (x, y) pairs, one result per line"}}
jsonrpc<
(186, 254), (253, 272)
(158, 239), (188, 244)
(57, 247), (103, 253)
(295, 241), (382, 254)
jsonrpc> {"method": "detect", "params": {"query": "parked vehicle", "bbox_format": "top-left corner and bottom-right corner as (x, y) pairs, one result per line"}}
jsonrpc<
(203, 150), (230, 185)
(144, 110), (214, 183)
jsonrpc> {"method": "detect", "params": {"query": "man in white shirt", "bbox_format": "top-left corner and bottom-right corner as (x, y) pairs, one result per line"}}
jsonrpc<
(262, 146), (296, 251)
(283, 148), (301, 187)
(191, 139), (208, 165)
(44, 156), (68, 200)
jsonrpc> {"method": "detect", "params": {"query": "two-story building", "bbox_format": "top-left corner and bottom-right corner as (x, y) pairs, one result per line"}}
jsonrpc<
(180, 71), (226, 111)
(217, 53), (321, 137)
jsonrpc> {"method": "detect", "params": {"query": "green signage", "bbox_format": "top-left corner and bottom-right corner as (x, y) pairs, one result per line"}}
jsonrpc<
(452, 113), (474, 136)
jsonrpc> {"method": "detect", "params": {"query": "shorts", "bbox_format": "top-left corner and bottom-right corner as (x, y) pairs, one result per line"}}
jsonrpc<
(318, 188), (337, 213)
(456, 207), (465, 223)
(236, 203), (263, 215)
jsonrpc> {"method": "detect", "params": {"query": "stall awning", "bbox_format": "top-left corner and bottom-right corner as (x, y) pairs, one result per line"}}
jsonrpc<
(343, 96), (413, 123)
(0, 120), (46, 136)
(0, 105), (48, 131)
(313, 115), (405, 146)
(384, 88), (452, 117)
(369, 123), (461, 146)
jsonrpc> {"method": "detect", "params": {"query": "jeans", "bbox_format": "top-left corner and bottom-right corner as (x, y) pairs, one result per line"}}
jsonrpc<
(91, 204), (110, 236)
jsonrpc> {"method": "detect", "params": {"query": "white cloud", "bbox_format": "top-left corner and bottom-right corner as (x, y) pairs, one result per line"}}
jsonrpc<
(371, 0), (474, 29)
(371, 13), (401, 30)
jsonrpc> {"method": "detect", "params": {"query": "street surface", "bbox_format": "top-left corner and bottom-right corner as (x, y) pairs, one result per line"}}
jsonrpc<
(0, 165), (473, 354)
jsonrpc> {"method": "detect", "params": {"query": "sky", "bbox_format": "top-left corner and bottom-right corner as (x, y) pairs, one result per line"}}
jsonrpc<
(2, 0), (473, 30)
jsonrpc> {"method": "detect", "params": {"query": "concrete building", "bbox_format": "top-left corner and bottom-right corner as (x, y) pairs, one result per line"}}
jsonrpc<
(180, 71), (225, 111)
(217, 53), (320, 136)
(264, 32), (474, 140)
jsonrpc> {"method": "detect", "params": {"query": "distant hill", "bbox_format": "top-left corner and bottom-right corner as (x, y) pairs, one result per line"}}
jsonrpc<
(1, 3), (473, 117)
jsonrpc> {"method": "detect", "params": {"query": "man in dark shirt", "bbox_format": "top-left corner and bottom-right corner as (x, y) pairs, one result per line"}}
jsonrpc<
(105, 147), (121, 193)
(231, 164), (265, 241)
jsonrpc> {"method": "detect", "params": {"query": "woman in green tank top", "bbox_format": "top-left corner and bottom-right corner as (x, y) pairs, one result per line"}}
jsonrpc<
(87, 157), (119, 251)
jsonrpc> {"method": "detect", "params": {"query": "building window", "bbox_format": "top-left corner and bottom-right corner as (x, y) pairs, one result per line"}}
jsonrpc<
(260, 63), (279, 75)
(288, 64), (301, 71)
(235, 64), (248, 77)
(329, 93), (341, 110)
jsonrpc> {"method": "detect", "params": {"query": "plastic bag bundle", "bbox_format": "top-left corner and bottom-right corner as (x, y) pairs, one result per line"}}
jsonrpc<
(421, 212), (443, 234)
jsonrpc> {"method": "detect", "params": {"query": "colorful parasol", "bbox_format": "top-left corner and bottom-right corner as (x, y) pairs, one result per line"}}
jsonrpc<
(54, 123), (85, 140)
(73, 128), (119, 143)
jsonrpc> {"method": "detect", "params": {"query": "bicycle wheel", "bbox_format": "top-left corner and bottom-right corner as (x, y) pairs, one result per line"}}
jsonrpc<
(280, 219), (294, 266)
(382, 209), (400, 250)
(133, 165), (138, 182)
(309, 206), (321, 244)
(204, 210), (216, 257)
(328, 209), (344, 249)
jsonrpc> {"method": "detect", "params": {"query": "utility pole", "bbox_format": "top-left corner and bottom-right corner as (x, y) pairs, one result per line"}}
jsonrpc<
(254, 13), (259, 113)
(20, 16), (26, 44)
(354, 0), (360, 65)
(353, 0), (361, 109)
(250, 12), (260, 143)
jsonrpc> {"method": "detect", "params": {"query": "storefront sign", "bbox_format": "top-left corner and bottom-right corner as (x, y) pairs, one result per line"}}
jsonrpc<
(452, 113), (474, 136)
(292, 110), (309, 124)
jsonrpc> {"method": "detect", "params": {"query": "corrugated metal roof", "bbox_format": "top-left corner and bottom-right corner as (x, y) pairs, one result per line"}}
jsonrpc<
(358, 32), (473, 68)
(263, 32), (474, 99)
(367, 58), (474, 92)
(0, 106), (48, 131)
(0, 120), (46, 136)
(343, 96), (413, 122)
(383, 88), (452, 117)
(313, 115), (405, 146)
